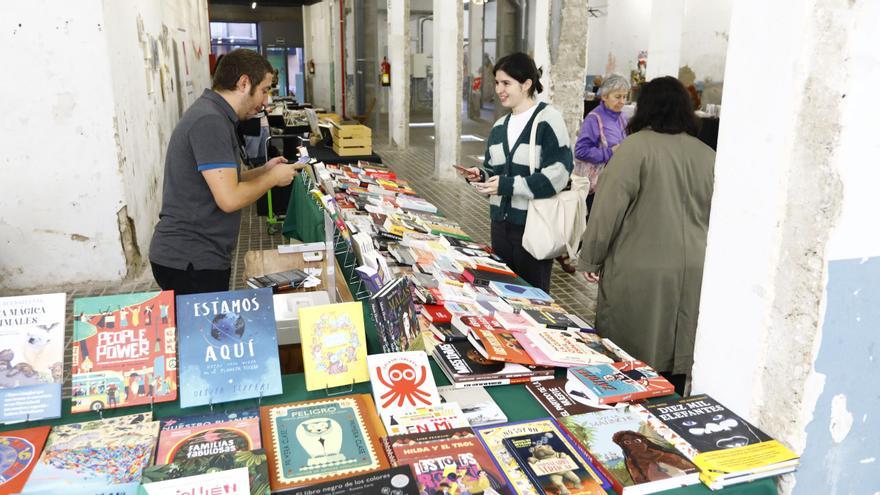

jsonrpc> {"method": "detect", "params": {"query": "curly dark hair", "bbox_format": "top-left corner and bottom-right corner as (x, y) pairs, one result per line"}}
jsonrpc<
(493, 52), (544, 97)
(627, 76), (700, 136)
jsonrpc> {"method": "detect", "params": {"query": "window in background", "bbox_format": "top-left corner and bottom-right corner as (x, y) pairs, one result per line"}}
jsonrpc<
(210, 22), (259, 56)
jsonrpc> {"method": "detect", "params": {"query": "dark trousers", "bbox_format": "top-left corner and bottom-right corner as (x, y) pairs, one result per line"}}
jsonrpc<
(490, 220), (553, 294)
(151, 262), (231, 296)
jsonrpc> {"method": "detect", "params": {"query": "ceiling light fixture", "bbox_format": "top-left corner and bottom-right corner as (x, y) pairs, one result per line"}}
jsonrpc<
(251, 2), (257, 9)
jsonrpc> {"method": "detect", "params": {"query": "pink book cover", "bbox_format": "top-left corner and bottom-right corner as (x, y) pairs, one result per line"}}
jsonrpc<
(154, 409), (262, 465)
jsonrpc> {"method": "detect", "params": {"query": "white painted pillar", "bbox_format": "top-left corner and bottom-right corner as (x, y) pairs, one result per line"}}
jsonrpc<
(432, 0), (463, 180)
(330, 0), (343, 114)
(530, 0), (552, 103)
(645, 0), (684, 80)
(387, 0), (410, 149)
(467, 2), (484, 120)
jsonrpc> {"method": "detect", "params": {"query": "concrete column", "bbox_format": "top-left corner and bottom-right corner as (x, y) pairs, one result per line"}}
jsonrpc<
(693, 0), (880, 493)
(467, 2), (484, 120)
(432, 0), (463, 180)
(362, 0), (380, 129)
(302, 4), (314, 103)
(387, 0), (410, 149)
(530, 0), (552, 103)
(548, 0), (589, 143)
(494, 0), (519, 120)
(329, 0), (343, 114)
(645, 0), (684, 80)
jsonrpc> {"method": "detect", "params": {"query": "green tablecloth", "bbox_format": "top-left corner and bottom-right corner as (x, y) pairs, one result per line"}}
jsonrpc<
(0, 182), (778, 495)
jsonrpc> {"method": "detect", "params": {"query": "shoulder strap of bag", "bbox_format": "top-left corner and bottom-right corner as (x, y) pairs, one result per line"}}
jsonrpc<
(591, 112), (607, 148)
(528, 107), (546, 175)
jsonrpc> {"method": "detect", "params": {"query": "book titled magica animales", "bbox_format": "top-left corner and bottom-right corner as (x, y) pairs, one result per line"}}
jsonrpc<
(0, 293), (65, 423)
(176, 288), (282, 408)
(71, 291), (177, 414)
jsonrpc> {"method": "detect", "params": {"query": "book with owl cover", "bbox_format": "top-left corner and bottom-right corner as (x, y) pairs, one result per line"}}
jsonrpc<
(176, 288), (282, 408)
(0, 425), (50, 495)
(71, 291), (177, 414)
(0, 293), (65, 424)
(298, 302), (369, 392)
(139, 449), (270, 495)
(154, 408), (262, 465)
(473, 419), (610, 495)
(259, 394), (389, 492)
(558, 408), (699, 495)
(367, 351), (440, 417)
(637, 396), (799, 489)
(382, 427), (508, 495)
(503, 429), (608, 495)
(22, 412), (160, 495)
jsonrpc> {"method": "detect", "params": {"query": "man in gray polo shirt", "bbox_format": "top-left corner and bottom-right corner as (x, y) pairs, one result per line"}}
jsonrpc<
(149, 49), (303, 295)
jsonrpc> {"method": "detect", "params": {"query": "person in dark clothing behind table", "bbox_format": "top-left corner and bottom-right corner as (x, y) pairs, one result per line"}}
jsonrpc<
(578, 76), (714, 395)
(149, 49), (305, 295)
(457, 52), (573, 294)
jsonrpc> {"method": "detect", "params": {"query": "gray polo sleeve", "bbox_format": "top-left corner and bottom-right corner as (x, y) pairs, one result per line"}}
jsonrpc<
(188, 114), (239, 171)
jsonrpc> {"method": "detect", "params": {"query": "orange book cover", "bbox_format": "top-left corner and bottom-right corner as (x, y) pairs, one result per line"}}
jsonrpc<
(469, 326), (537, 366)
(260, 394), (389, 492)
(0, 426), (51, 495)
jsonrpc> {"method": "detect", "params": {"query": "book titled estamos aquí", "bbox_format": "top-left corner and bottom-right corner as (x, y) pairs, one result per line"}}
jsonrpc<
(177, 288), (282, 408)
(71, 291), (177, 414)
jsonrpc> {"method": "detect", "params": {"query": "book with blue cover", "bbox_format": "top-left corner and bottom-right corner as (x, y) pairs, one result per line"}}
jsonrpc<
(0, 293), (65, 424)
(503, 429), (608, 495)
(488, 282), (554, 304)
(176, 288), (283, 408)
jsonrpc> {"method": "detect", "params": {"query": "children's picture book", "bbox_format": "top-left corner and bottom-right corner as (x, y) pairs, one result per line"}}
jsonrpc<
(474, 419), (610, 495)
(370, 278), (422, 353)
(514, 330), (615, 368)
(23, 413), (160, 495)
(71, 291), (177, 414)
(176, 288), (283, 408)
(140, 449), (270, 495)
(437, 385), (507, 427)
(298, 302), (369, 392)
(0, 293), (65, 424)
(638, 395), (799, 489)
(468, 326), (537, 366)
(559, 408), (699, 495)
(567, 361), (674, 405)
(367, 351), (440, 414)
(0, 425), (50, 495)
(380, 402), (470, 436)
(433, 341), (554, 388)
(503, 429), (608, 495)
(524, 379), (608, 419)
(260, 395), (389, 491)
(277, 465), (420, 495)
(154, 408), (262, 465)
(383, 427), (508, 495)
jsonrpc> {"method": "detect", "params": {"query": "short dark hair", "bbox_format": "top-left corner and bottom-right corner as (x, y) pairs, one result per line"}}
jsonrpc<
(212, 49), (274, 95)
(493, 52), (544, 97)
(627, 76), (700, 136)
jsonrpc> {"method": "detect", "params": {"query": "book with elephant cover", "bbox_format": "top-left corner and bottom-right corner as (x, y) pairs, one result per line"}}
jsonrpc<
(0, 293), (65, 424)
(503, 429), (608, 495)
(154, 408), (262, 465)
(23, 412), (160, 495)
(139, 449), (270, 495)
(176, 288), (282, 408)
(298, 302), (369, 392)
(382, 427), (508, 495)
(637, 395), (799, 489)
(558, 408), (699, 495)
(0, 425), (51, 495)
(473, 419), (610, 495)
(259, 394), (389, 492)
(71, 291), (178, 414)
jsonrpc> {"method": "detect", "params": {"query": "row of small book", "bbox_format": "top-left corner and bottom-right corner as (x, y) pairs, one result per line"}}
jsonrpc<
(0, 386), (798, 495)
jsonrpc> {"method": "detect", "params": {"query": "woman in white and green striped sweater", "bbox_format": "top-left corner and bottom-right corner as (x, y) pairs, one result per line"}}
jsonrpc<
(458, 52), (573, 293)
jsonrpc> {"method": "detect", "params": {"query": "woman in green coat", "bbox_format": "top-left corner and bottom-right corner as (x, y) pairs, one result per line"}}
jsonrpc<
(578, 76), (715, 392)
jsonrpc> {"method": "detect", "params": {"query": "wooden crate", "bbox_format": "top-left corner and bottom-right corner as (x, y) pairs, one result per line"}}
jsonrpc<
(332, 143), (372, 157)
(330, 123), (372, 139)
(317, 112), (342, 124)
(332, 136), (372, 148)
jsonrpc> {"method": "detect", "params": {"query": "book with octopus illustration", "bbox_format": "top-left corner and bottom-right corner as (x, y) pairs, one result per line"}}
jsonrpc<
(22, 412), (160, 495)
(298, 302), (369, 392)
(71, 291), (177, 414)
(367, 351), (440, 419)
(0, 293), (66, 424)
(154, 408), (262, 465)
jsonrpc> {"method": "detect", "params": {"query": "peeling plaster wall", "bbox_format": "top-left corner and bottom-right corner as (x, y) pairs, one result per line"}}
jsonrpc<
(304, 1), (334, 110)
(0, 1), (128, 287)
(547, 0), (589, 144)
(103, 0), (211, 273)
(679, 0), (731, 83)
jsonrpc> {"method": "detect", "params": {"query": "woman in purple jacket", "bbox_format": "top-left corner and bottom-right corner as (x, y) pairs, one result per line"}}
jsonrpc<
(558, 74), (631, 273)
